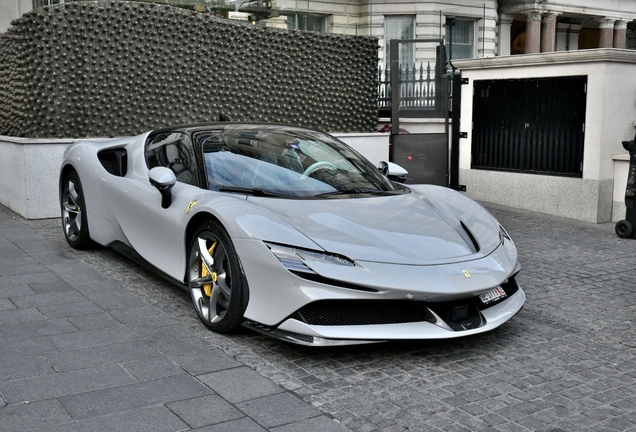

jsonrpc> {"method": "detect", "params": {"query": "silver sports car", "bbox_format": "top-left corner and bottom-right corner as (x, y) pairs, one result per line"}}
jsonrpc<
(59, 122), (525, 346)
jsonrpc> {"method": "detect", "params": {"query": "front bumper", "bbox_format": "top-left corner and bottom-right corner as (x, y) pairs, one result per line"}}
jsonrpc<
(242, 287), (525, 346)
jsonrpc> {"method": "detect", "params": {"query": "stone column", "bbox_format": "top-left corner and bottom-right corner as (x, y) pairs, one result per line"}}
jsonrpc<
(614, 20), (628, 49)
(598, 18), (616, 48)
(498, 13), (514, 56)
(541, 13), (559, 52)
(525, 11), (542, 54)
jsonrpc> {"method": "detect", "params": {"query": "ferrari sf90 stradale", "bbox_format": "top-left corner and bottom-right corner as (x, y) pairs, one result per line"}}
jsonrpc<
(60, 123), (524, 346)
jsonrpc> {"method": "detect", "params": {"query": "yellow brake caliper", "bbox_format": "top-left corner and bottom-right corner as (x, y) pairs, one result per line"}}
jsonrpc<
(201, 241), (218, 297)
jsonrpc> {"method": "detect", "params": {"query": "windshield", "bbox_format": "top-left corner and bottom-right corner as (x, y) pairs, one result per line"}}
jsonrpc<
(196, 125), (399, 198)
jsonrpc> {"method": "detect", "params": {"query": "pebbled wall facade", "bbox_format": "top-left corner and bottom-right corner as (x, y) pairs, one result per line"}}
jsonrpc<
(0, 1), (378, 138)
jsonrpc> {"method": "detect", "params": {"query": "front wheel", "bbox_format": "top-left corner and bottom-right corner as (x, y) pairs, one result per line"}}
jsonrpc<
(60, 171), (93, 249)
(187, 221), (246, 333)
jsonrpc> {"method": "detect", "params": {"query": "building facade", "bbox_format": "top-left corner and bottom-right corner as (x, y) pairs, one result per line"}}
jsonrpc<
(498, 0), (636, 55)
(4, 1), (636, 57)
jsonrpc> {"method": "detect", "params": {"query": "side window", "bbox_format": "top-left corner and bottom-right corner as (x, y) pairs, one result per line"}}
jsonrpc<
(146, 132), (198, 186)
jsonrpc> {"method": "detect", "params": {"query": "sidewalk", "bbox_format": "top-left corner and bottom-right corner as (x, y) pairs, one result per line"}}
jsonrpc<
(0, 204), (349, 432)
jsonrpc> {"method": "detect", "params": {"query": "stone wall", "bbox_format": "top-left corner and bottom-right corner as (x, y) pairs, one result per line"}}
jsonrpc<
(0, 1), (378, 138)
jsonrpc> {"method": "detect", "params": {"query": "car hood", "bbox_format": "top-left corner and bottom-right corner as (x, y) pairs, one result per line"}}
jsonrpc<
(251, 187), (502, 265)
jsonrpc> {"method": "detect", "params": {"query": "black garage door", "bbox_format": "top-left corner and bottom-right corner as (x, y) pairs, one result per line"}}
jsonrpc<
(471, 76), (587, 177)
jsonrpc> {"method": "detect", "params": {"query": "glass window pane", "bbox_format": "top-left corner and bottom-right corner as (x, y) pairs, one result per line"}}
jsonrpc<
(287, 13), (325, 32)
(446, 18), (474, 60)
(385, 15), (415, 68)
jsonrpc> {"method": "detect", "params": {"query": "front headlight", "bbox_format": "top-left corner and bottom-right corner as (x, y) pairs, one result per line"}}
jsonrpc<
(499, 225), (513, 244)
(499, 224), (519, 271)
(266, 242), (355, 274)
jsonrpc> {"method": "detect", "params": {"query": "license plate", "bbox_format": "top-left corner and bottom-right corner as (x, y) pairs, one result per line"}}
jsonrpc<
(479, 287), (507, 305)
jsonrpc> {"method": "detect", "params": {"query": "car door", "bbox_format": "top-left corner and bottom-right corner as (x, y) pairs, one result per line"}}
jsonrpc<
(110, 131), (201, 282)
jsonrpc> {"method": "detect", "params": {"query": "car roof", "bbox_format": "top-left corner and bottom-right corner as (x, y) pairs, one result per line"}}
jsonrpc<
(150, 122), (320, 136)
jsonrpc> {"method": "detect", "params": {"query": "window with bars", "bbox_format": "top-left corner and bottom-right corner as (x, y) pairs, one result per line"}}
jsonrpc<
(446, 18), (474, 60)
(384, 15), (415, 69)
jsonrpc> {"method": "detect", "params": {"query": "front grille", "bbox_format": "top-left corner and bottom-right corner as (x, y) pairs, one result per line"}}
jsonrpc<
(289, 277), (521, 328)
(291, 300), (435, 326)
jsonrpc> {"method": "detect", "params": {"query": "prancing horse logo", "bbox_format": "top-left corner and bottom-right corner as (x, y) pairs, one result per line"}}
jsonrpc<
(185, 200), (197, 214)
(462, 269), (471, 278)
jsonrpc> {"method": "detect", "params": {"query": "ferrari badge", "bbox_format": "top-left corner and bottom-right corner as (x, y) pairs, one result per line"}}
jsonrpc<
(185, 200), (197, 214)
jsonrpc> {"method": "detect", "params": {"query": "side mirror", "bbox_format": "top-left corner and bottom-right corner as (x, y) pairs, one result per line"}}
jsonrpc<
(378, 161), (408, 183)
(149, 167), (176, 209)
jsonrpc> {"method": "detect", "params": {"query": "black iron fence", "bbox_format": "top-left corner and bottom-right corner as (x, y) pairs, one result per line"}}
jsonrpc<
(378, 62), (446, 118)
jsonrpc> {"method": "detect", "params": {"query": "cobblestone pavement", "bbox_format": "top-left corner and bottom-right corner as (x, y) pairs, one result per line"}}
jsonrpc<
(17, 204), (636, 432)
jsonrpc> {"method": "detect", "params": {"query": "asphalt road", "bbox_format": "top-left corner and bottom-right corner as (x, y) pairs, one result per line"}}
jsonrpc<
(1, 202), (635, 431)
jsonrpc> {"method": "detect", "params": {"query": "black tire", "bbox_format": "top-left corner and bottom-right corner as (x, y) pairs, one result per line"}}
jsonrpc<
(187, 221), (246, 333)
(615, 220), (633, 238)
(60, 171), (93, 249)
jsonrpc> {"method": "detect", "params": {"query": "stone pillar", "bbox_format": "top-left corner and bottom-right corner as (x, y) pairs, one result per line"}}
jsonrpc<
(598, 18), (616, 48)
(556, 23), (569, 51)
(569, 23), (582, 50)
(614, 20), (628, 49)
(498, 13), (514, 56)
(541, 13), (559, 52)
(525, 11), (542, 54)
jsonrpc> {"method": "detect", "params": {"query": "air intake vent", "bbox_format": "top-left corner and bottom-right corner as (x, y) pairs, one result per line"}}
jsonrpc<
(291, 300), (435, 326)
(460, 221), (480, 253)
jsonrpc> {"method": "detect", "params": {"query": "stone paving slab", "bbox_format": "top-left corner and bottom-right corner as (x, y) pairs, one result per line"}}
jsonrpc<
(45, 340), (161, 372)
(166, 394), (246, 428)
(199, 367), (286, 403)
(0, 399), (72, 431)
(58, 374), (213, 420)
(1, 363), (138, 404)
(52, 405), (190, 432)
(2, 202), (636, 431)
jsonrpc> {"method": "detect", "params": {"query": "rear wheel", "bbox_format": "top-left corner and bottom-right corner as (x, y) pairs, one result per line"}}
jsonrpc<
(187, 221), (246, 333)
(60, 171), (93, 249)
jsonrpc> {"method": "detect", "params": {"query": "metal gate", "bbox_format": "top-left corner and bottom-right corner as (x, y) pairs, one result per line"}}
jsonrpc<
(392, 133), (450, 185)
(389, 39), (451, 186)
(471, 76), (587, 177)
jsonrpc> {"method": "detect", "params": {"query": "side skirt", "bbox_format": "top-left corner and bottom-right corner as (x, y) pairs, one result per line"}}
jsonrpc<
(109, 241), (188, 291)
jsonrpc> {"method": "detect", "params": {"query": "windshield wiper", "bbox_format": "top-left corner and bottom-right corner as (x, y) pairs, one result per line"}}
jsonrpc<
(218, 186), (287, 197)
(314, 188), (394, 197)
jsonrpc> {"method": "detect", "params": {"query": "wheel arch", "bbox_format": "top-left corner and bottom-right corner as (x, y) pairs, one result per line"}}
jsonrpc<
(184, 211), (250, 315)
(59, 163), (78, 198)
(184, 211), (222, 256)
(59, 165), (95, 249)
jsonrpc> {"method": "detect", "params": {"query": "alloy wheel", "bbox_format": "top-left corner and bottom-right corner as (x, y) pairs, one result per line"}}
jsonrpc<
(189, 231), (233, 325)
(61, 178), (82, 242)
